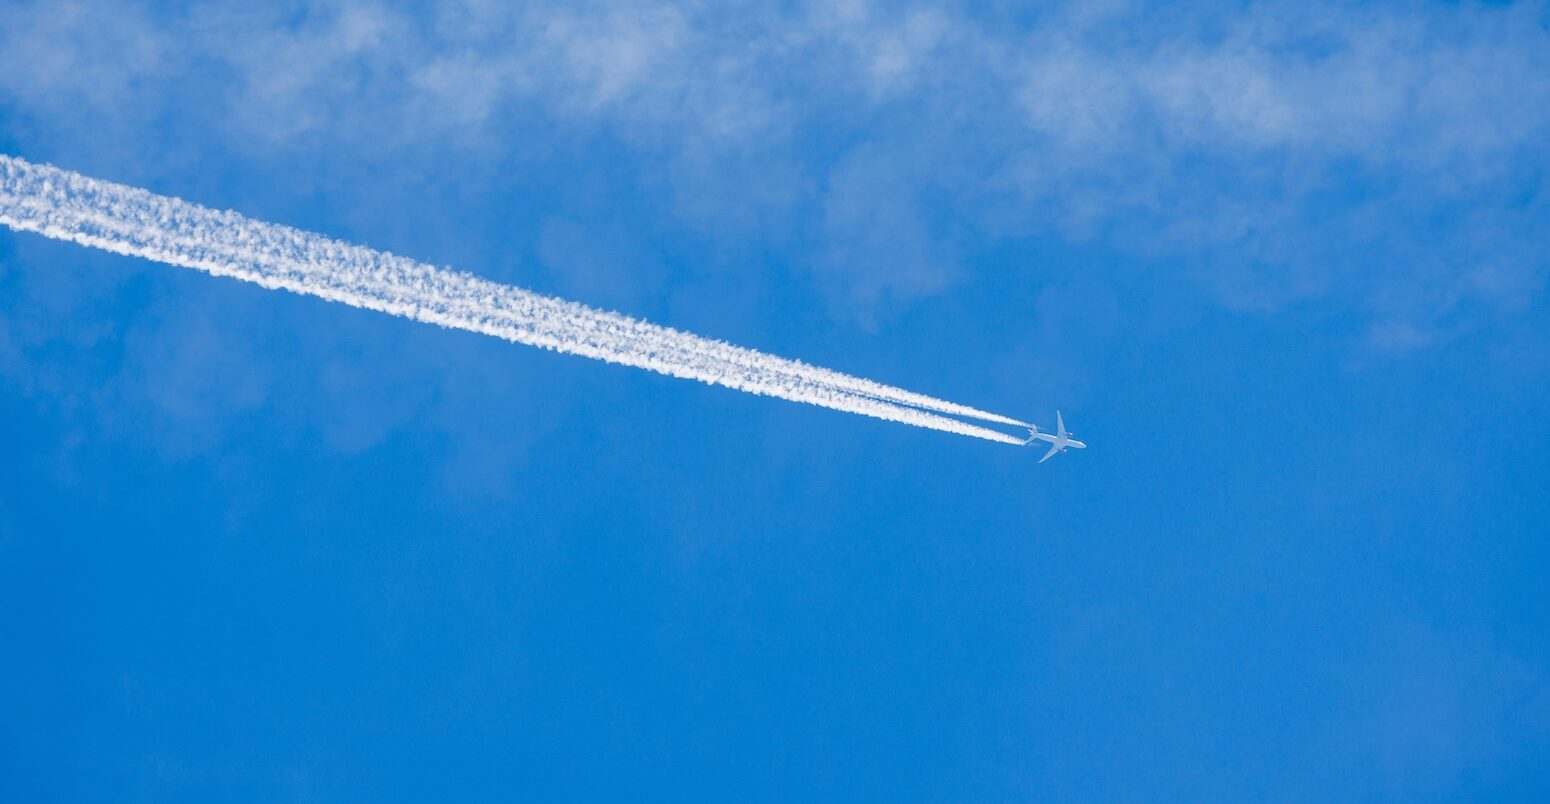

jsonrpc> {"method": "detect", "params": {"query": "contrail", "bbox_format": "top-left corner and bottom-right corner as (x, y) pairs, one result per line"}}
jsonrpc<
(0, 155), (1028, 444)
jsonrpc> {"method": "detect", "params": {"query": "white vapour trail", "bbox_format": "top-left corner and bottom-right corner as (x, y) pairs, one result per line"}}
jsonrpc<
(0, 155), (1027, 445)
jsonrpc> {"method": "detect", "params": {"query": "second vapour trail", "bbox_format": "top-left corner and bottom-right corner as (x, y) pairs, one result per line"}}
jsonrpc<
(0, 155), (1028, 445)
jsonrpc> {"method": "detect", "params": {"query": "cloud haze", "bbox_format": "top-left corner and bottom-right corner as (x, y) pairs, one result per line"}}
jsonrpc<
(1, 0), (1544, 335)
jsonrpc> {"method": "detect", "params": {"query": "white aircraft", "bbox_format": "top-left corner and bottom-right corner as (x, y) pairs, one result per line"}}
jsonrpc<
(1027, 411), (1086, 463)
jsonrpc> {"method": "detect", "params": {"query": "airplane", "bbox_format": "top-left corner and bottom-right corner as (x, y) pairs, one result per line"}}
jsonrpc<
(1026, 411), (1086, 463)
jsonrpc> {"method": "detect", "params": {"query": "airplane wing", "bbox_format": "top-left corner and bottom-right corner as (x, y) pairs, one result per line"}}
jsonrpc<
(1056, 410), (1065, 435)
(1038, 442), (1062, 463)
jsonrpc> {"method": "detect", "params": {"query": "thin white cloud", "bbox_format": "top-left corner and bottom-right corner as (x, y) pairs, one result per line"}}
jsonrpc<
(0, 0), (1545, 335)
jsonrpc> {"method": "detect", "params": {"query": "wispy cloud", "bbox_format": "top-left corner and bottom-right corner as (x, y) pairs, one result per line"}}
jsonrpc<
(0, 0), (1545, 337)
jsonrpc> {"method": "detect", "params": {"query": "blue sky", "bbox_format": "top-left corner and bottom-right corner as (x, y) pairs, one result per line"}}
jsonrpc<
(2, 0), (1549, 799)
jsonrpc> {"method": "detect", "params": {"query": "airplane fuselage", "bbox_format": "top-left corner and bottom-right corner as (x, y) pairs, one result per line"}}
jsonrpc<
(1030, 433), (1085, 450)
